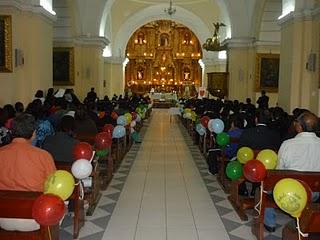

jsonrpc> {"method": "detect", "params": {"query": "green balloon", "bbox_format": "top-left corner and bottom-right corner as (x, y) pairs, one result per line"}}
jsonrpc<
(226, 161), (243, 180)
(96, 149), (109, 157)
(216, 132), (230, 146)
(131, 132), (140, 142)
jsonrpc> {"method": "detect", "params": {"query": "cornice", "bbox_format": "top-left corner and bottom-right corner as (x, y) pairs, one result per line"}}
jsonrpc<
(104, 57), (125, 64)
(223, 37), (255, 49)
(54, 36), (109, 50)
(0, 0), (56, 23)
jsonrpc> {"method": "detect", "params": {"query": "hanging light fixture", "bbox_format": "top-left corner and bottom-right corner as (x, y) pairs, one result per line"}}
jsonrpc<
(203, 22), (227, 51)
(164, 0), (176, 16)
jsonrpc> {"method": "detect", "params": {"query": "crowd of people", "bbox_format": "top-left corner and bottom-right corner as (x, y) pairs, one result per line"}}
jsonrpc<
(1, 88), (320, 233)
(183, 91), (320, 232)
(0, 87), (150, 231)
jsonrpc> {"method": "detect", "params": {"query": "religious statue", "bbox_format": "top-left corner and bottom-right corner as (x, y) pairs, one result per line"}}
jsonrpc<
(202, 22), (226, 51)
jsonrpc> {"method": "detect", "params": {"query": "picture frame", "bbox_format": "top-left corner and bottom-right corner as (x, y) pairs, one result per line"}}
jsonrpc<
(255, 53), (280, 92)
(0, 15), (13, 72)
(53, 47), (75, 86)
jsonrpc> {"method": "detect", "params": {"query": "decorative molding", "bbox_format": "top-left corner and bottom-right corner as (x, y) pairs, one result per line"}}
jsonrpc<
(223, 37), (255, 48)
(278, 8), (320, 26)
(54, 36), (109, 50)
(104, 56), (125, 64)
(0, 0), (56, 22)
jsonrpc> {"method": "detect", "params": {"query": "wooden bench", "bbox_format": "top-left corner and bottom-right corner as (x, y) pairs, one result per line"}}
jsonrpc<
(251, 170), (320, 240)
(217, 137), (239, 193)
(227, 149), (261, 221)
(282, 203), (320, 240)
(55, 161), (84, 239)
(0, 190), (60, 240)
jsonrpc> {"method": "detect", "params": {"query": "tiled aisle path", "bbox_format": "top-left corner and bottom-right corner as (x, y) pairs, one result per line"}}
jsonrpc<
(61, 109), (286, 239)
(102, 109), (229, 240)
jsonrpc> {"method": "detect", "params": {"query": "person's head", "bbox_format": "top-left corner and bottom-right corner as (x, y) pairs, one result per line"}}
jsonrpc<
(75, 105), (89, 121)
(58, 115), (75, 133)
(47, 88), (54, 97)
(246, 98), (251, 104)
(3, 104), (16, 119)
(12, 113), (36, 140)
(35, 90), (44, 98)
(295, 112), (319, 133)
(261, 90), (266, 96)
(91, 87), (95, 92)
(255, 109), (271, 125)
(230, 114), (244, 129)
(0, 108), (7, 127)
(14, 102), (24, 113)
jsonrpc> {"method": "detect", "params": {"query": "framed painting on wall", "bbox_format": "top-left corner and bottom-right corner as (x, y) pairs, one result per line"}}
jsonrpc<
(53, 47), (74, 86)
(0, 15), (13, 72)
(255, 53), (280, 92)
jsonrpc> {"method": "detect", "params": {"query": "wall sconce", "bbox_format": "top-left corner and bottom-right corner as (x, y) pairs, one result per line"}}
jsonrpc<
(15, 49), (24, 67)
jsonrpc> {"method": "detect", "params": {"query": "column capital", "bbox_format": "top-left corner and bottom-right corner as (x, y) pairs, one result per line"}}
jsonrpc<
(104, 56), (126, 64)
(223, 37), (255, 49)
(54, 36), (110, 51)
(0, 0), (56, 22)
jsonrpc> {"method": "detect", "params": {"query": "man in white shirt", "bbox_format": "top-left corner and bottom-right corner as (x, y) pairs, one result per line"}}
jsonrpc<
(264, 111), (320, 232)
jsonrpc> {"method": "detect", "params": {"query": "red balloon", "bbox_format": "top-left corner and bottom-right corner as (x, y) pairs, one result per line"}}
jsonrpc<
(131, 112), (137, 120)
(102, 124), (114, 134)
(95, 132), (112, 150)
(73, 142), (93, 160)
(243, 159), (267, 182)
(201, 116), (210, 129)
(32, 194), (65, 226)
(111, 112), (118, 120)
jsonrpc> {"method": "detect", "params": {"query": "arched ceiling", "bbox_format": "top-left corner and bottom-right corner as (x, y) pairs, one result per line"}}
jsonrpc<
(54, 0), (279, 56)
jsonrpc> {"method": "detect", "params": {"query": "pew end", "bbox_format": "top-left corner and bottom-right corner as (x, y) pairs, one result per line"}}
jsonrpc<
(0, 190), (60, 240)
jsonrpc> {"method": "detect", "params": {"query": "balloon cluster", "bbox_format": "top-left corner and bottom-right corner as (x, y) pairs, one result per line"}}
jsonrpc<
(32, 169), (76, 226)
(225, 147), (278, 182)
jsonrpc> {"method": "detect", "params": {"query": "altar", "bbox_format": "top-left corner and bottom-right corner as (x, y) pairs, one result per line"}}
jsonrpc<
(150, 92), (177, 108)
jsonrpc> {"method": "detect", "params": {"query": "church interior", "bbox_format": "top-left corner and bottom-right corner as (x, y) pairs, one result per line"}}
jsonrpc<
(1, 0), (320, 240)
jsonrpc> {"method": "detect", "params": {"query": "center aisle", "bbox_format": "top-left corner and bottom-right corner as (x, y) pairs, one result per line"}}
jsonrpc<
(102, 109), (230, 240)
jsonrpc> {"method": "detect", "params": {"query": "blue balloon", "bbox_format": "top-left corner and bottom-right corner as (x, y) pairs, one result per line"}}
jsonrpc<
(117, 115), (127, 126)
(211, 118), (224, 134)
(196, 124), (206, 136)
(113, 125), (126, 138)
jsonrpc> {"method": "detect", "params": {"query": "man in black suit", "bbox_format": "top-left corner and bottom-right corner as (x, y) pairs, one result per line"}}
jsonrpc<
(238, 109), (281, 151)
(237, 109), (281, 196)
(257, 90), (269, 109)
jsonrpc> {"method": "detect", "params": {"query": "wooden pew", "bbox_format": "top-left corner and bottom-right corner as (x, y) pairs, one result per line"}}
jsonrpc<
(55, 161), (84, 239)
(0, 190), (60, 240)
(74, 134), (102, 216)
(251, 170), (320, 240)
(227, 149), (260, 221)
(217, 137), (240, 193)
(282, 203), (320, 240)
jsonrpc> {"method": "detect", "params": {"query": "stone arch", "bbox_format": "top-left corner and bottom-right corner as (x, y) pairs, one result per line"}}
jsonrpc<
(99, 0), (232, 45)
(113, 4), (215, 59)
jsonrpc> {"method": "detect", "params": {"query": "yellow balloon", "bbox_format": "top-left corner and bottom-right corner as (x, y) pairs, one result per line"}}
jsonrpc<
(184, 108), (191, 114)
(44, 170), (75, 200)
(237, 147), (254, 164)
(257, 149), (278, 169)
(273, 178), (307, 218)
(191, 111), (197, 122)
(124, 113), (132, 124)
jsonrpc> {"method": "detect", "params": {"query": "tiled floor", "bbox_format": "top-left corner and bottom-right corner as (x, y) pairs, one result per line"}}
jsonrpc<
(61, 109), (291, 240)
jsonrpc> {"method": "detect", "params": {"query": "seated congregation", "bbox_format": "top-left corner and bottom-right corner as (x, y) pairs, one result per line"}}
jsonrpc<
(0, 88), (151, 239)
(1, 87), (320, 240)
(181, 96), (320, 240)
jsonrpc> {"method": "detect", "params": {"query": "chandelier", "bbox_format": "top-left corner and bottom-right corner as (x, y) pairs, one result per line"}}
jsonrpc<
(203, 22), (227, 51)
(164, 0), (176, 16)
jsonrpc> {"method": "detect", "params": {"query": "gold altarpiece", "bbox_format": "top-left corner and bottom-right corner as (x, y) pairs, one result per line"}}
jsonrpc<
(125, 20), (202, 97)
